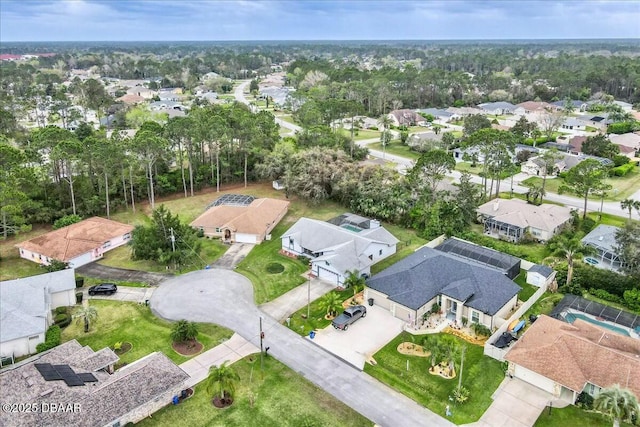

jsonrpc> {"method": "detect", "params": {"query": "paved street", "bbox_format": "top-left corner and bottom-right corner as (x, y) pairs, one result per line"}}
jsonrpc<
(259, 275), (335, 321)
(151, 269), (455, 427)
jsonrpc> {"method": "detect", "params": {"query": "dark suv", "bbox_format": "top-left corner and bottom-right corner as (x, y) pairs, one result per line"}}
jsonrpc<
(88, 283), (118, 296)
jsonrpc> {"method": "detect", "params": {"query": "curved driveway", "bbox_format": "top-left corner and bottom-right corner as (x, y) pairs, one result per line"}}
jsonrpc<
(151, 269), (453, 427)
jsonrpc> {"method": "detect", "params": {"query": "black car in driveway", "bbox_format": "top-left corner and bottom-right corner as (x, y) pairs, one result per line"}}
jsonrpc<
(88, 283), (118, 296)
(331, 305), (367, 330)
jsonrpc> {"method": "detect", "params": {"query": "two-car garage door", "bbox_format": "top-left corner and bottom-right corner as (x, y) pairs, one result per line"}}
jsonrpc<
(513, 365), (556, 394)
(315, 265), (341, 285)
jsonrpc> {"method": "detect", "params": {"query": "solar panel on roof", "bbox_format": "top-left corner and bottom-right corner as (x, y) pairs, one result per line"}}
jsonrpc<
(54, 365), (84, 387)
(35, 363), (62, 381)
(78, 373), (98, 382)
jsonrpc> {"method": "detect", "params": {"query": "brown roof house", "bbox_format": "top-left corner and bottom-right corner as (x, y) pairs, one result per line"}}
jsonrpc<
(477, 198), (573, 242)
(387, 109), (426, 127)
(191, 195), (289, 244)
(505, 314), (640, 403)
(17, 217), (134, 268)
(0, 340), (189, 427)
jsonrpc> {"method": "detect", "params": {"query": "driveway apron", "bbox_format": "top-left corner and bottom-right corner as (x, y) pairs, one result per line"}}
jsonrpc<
(151, 270), (454, 427)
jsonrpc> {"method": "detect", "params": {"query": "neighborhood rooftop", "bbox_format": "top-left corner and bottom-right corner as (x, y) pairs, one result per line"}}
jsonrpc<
(366, 246), (521, 316)
(581, 224), (621, 255)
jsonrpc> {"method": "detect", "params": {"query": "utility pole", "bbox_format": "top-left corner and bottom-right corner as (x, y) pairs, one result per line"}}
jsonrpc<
(307, 277), (311, 319)
(259, 317), (264, 372)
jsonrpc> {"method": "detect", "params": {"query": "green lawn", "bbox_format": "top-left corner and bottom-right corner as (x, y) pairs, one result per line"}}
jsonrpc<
(0, 225), (55, 281)
(337, 128), (382, 141)
(136, 355), (372, 427)
(534, 404), (632, 427)
(514, 273), (538, 302)
(522, 167), (640, 201)
(364, 332), (505, 425)
(455, 161), (483, 175)
(524, 292), (565, 319)
(371, 224), (428, 274)
(286, 287), (359, 336)
(98, 238), (228, 273)
(458, 231), (551, 264)
(235, 219), (308, 304)
(61, 300), (233, 365)
(367, 141), (420, 160)
(275, 114), (296, 125)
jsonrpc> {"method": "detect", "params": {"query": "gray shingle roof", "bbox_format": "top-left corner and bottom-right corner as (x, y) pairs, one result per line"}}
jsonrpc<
(1, 269), (76, 343)
(367, 247), (521, 315)
(529, 264), (554, 278)
(581, 224), (622, 256)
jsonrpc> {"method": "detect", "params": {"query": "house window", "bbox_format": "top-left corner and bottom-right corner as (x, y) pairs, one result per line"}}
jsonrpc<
(531, 229), (542, 237)
(103, 241), (111, 249)
(215, 227), (222, 233)
(586, 383), (601, 396)
(123, 232), (131, 240)
(471, 311), (479, 323)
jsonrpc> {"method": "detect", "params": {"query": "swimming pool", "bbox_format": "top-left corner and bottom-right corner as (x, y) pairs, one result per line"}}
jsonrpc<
(564, 312), (631, 337)
(584, 257), (599, 265)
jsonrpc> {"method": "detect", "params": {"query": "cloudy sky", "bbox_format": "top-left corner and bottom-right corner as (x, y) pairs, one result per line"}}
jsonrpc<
(1, 0), (639, 41)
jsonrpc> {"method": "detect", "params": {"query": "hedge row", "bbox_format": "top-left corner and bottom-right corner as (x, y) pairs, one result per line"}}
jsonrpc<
(556, 264), (638, 298)
(610, 163), (635, 177)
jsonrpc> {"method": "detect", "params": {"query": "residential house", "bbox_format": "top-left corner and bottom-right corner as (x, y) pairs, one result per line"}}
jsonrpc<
(259, 86), (292, 108)
(446, 106), (484, 117)
(577, 113), (612, 131)
(115, 94), (145, 105)
(522, 151), (612, 176)
(476, 198), (573, 242)
(514, 101), (551, 116)
(526, 264), (556, 288)
(613, 100), (633, 112)
(149, 101), (185, 112)
(435, 237), (521, 279)
(365, 246), (521, 329)
(416, 108), (457, 124)
(126, 86), (156, 99)
(388, 109), (426, 127)
(580, 225), (626, 271)
(17, 217), (134, 268)
(505, 314), (640, 403)
(566, 136), (587, 155)
(0, 270), (76, 358)
(609, 132), (640, 156)
(281, 215), (399, 285)
(550, 100), (588, 112)
(190, 196), (289, 244)
(0, 340), (189, 427)
(560, 117), (586, 132)
(406, 131), (444, 152)
(452, 145), (484, 163)
(477, 101), (516, 115)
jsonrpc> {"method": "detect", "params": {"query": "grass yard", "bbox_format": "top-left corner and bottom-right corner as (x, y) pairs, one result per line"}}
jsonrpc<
(522, 167), (640, 202)
(235, 220), (308, 304)
(514, 273), (538, 302)
(364, 332), (505, 425)
(455, 161), (483, 175)
(98, 238), (228, 273)
(524, 292), (565, 319)
(136, 355), (372, 427)
(459, 231), (551, 264)
(286, 287), (359, 336)
(0, 225), (55, 281)
(61, 300), (233, 365)
(275, 114), (296, 125)
(367, 141), (420, 160)
(534, 404), (632, 427)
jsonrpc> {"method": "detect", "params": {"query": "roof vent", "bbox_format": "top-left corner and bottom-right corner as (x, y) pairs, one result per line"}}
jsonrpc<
(598, 236), (603, 241)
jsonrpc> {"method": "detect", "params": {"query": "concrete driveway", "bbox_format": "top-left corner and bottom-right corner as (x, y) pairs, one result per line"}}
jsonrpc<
(309, 304), (404, 369)
(150, 269), (454, 427)
(463, 377), (560, 427)
(211, 243), (254, 269)
(76, 263), (171, 285)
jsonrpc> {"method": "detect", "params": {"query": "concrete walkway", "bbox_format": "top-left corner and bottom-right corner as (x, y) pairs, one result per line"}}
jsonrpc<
(179, 333), (259, 388)
(77, 263), (171, 285)
(210, 243), (254, 269)
(259, 275), (335, 321)
(462, 377), (567, 427)
(151, 269), (454, 427)
(86, 286), (155, 304)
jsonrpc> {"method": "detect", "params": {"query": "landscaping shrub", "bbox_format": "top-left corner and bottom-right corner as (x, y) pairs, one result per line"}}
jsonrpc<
(556, 264), (637, 299)
(623, 288), (640, 312)
(613, 154), (630, 167)
(610, 163), (635, 177)
(297, 255), (311, 265)
(576, 391), (594, 409)
(55, 306), (68, 315)
(588, 288), (624, 305)
(54, 313), (71, 327)
(266, 262), (285, 274)
(53, 214), (83, 230)
(36, 325), (61, 353)
(578, 217), (596, 234)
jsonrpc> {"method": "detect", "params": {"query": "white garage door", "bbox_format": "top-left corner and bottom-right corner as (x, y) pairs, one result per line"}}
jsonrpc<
(235, 233), (257, 244)
(514, 365), (556, 394)
(316, 265), (340, 285)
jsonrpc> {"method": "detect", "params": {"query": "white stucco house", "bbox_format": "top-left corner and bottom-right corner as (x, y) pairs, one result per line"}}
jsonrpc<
(16, 217), (134, 268)
(281, 214), (398, 286)
(0, 269), (76, 358)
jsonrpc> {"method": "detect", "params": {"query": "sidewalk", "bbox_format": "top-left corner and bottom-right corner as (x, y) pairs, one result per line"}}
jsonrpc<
(179, 333), (259, 388)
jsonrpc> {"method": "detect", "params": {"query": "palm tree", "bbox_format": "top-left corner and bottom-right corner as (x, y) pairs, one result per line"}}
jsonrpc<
(550, 234), (594, 288)
(620, 199), (640, 220)
(318, 293), (343, 318)
(73, 306), (98, 333)
(343, 270), (366, 291)
(594, 385), (639, 427)
(170, 319), (199, 344)
(422, 335), (445, 370)
(205, 361), (240, 406)
(377, 114), (393, 159)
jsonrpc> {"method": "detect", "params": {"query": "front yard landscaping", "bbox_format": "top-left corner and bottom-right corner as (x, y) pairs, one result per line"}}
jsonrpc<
(364, 332), (504, 425)
(136, 355), (372, 427)
(286, 287), (360, 336)
(534, 404), (633, 427)
(367, 140), (420, 160)
(61, 300), (233, 365)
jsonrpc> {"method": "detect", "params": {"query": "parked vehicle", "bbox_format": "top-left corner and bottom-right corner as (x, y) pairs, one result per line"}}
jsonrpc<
(332, 305), (367, 330)
(88, 283), (117, 296)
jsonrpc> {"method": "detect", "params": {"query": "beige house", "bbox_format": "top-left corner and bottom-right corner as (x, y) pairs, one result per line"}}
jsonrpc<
(17, 217), (134, 268)
(477, 198), (573, 242)
(506, 315), (640, 403)
(191, 196), (289, 244)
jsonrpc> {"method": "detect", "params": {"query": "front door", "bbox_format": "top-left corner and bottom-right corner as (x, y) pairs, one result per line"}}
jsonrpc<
(451, 301), (457, 314)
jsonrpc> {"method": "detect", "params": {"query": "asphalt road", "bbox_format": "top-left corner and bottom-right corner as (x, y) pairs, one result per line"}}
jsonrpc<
(151, 269), (455, 427)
